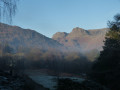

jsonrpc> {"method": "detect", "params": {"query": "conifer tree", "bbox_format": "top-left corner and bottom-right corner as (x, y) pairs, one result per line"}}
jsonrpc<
(93, 14), (120, 71)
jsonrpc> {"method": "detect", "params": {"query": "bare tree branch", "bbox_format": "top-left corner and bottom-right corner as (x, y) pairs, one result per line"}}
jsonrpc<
(0, 0), (19, 23)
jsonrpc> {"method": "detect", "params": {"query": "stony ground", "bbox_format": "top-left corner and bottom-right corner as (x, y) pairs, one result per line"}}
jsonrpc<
(0, 70), (49, 90)
(0, 71), (24, 90)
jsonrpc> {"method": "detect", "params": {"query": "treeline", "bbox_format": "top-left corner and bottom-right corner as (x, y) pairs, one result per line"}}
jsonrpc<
(24, 48), (92, 74)
(0, 44), (24, 76)
(0, 44), (92, 75)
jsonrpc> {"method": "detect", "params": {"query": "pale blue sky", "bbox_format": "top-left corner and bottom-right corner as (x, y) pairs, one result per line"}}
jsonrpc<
(12, 0), (120, 37)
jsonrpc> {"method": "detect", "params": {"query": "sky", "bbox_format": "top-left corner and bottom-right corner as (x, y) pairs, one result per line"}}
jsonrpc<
(11, 0), (120, 38)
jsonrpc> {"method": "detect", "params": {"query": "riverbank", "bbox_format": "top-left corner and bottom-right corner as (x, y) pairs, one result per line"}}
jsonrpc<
(26, 69), (86, 90)
(0, 70), (49, 90)
(23, 75), (49, 90)
(26, 69), (109, 90)
(0, 70), (24, 90)
(57, 78), (109, 90)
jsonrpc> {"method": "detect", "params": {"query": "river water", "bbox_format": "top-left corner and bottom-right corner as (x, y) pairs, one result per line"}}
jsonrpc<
(26, 70), (85, 90)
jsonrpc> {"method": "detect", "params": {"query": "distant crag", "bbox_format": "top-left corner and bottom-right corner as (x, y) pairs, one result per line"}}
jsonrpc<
(52, 27), (109, 52)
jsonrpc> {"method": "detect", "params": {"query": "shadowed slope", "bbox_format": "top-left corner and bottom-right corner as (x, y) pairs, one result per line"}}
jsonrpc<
(0, 23), (64, 52)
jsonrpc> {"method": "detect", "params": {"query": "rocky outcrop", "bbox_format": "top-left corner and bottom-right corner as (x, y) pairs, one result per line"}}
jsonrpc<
(52, 27), (109, 52)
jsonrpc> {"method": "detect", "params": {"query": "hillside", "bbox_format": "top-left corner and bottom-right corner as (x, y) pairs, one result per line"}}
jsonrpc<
(0, 23), (64, 52)
(0, 23), (109, 61)
(52, 27), (109, 52)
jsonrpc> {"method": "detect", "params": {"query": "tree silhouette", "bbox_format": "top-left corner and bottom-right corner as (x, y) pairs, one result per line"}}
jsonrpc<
(0, 0), (18, 22)
(93, 14), (120, 71)
(92, 14), (120, 90)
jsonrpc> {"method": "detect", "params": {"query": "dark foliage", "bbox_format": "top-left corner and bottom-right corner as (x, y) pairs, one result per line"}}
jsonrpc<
(57, 78), (87, 90)
(92, 14), (120, 90)
(57, 78), (107, 90)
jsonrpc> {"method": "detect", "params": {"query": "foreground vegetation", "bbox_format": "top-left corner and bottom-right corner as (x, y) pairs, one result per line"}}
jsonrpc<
(57, 78), (108, 90)
(92, 14), (120, 90)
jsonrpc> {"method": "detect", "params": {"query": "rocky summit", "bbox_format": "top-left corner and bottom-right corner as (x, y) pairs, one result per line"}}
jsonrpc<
(52, 27), (109, 52)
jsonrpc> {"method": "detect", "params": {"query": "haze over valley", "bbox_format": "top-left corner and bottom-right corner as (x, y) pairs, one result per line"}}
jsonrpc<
(0, 23), (109, 62)
(0, 23), (108, 53)
(0, 22), (113, 90)
(0, 1), (120, 89)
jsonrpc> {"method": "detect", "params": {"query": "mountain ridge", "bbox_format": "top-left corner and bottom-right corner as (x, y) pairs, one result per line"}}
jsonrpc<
(52, 27), (109, 52)
(0, 23), (65, 52)
(0, 23), (109, 53)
